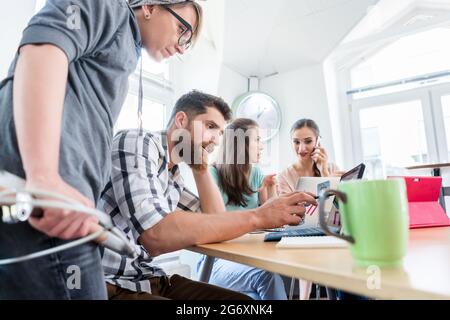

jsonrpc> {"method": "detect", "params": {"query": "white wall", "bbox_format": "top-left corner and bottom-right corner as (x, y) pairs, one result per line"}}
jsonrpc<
(171, 48), (247, 108)
(217, 65), (247, 106)
(259, 63), (339, 174)
(0, 0), (36, 79)
(172, 38), (222, 100)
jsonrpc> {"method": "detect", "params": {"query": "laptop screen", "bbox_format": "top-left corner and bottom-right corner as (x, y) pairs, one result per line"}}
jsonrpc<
(340, 163), (366, 182)
(332, 163), (366, 211)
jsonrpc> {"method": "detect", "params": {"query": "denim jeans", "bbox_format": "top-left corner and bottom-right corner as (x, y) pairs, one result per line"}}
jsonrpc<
(0, 221), (107, 300)
(197, 257), (287, 300)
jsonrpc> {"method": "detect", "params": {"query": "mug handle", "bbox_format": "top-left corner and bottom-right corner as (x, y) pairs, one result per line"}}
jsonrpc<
(318, 189), (355, 244)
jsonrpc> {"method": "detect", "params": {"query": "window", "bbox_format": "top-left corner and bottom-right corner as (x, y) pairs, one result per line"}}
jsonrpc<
(441, 95), (450, 160)
(358, 100), (428, 177)
(344, 22), (450, 170)
(117, 54), (172, 133)
(117, 47), (173, 134)
(114, 94), (166, 134)
(141, 51), (170, 81)
(116, 53), (172, 134)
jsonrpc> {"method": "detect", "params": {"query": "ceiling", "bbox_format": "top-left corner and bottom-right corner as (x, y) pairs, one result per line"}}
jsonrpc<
(329, 0), (450, 68)
(221, 0), (380, 78)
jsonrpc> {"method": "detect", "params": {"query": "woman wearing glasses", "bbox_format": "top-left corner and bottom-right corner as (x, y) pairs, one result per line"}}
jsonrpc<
(0, 0), (201, 299)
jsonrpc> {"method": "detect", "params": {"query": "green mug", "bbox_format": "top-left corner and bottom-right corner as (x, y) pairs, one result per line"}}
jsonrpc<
(318, 179), (409, 268)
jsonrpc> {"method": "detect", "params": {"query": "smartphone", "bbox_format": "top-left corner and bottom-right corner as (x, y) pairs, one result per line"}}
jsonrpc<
(315, 136), (321, 149)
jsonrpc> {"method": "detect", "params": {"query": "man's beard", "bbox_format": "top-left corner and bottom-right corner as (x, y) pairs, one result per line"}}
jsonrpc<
(172, 136), (214, 171)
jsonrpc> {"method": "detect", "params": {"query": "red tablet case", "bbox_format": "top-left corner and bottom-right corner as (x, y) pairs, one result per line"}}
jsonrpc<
(390, 176), (450, 229)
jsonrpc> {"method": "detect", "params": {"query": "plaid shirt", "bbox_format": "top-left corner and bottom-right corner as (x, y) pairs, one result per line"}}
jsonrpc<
(100, 129), (200, 293)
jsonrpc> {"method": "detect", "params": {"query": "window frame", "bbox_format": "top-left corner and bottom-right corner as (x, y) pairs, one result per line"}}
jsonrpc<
(430, 83), (450, 163)
(336, 25), (450, 169)
(348, 86), (440, 167)
(117, 71), (174, 133)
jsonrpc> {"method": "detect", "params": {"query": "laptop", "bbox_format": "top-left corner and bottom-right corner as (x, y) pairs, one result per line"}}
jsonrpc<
(264, 163), (366, 242)
(388, 176), (450, 229)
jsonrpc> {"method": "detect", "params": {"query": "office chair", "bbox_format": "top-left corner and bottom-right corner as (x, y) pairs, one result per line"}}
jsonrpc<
(288, 278), (336, 300)
(432, 168), (450, 214)
(439, 185), (450, 213)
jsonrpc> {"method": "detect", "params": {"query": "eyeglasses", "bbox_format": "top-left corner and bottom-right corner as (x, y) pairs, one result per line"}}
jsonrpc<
(162, 6), (193, 49)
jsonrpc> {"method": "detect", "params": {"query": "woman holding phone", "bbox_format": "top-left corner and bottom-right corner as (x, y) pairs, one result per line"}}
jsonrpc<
(278, 119), (341, 191)
(277, 118), (341, 299)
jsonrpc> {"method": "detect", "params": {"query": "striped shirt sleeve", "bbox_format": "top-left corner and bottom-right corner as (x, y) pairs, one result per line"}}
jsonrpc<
(176, 187), (200, 212)
(109, 131), (169, 241)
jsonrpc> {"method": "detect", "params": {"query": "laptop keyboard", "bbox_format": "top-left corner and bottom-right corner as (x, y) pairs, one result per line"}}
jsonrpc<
(264, 227), (329, 242)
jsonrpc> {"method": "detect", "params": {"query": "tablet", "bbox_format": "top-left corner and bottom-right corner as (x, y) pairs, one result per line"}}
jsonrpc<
(332, 163), (366, 210)
(340, 163), (366, 181)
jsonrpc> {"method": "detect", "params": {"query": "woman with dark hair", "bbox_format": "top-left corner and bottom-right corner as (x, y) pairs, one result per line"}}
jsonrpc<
(278, 119), (340, 191)
(197, 118), (287, 300)
(278, 119), (341, 299)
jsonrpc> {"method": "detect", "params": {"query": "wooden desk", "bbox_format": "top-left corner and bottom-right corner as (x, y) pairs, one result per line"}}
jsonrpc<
(189, 227), (450, 300)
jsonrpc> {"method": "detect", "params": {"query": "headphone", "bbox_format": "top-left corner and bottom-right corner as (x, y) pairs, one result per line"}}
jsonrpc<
(0, 183), (137, 265)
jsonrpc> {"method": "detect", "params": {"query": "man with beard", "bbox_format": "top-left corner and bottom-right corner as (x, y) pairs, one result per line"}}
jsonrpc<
(100, 90), (317, 300)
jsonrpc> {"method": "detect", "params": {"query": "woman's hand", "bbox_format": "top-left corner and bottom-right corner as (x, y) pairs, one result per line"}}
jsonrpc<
(259, 174), (277, 190)
(258, 174), (278, 204)
(311, 147), (330, 176)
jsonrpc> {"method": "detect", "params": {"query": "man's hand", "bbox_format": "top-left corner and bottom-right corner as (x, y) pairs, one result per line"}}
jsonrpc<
(254, 192), (318, 229)
(27, 175), (103, 240)
(189, 143), (211, 173)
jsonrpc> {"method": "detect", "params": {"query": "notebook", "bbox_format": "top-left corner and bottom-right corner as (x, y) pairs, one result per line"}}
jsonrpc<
(276, 236), (348, 249)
